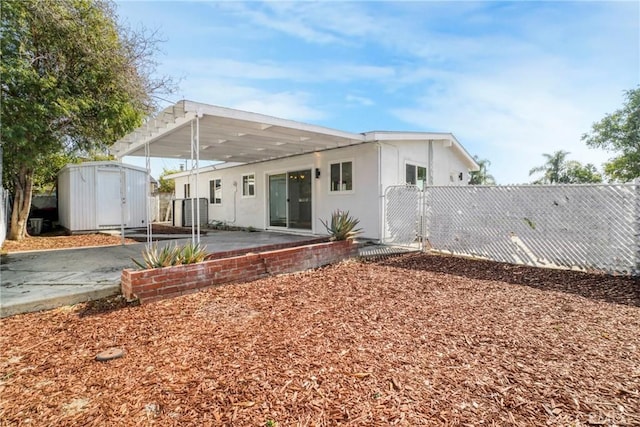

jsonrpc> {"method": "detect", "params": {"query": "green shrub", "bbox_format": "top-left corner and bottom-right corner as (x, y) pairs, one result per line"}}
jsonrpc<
(320, 210), (362, 241)
(179, 242), (208, 264)
(132, 242), (209, 269)
(132, 243), (182, 269)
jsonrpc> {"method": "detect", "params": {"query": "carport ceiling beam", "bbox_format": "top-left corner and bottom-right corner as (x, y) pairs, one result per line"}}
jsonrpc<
(112, 112), (196, 159)
(181, 100), (363, 142)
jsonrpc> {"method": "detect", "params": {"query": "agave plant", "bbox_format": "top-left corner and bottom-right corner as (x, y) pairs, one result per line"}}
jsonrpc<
(179, 242), (208, 264)
(320, 210), (362, 241)
(132, 243), (183, 269)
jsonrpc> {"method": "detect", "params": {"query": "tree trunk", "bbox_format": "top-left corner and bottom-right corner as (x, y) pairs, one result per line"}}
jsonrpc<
(8, 167), (34, 241)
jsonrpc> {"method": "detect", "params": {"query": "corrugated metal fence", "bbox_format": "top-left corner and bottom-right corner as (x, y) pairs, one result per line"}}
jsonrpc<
(384, 182), (640, 275)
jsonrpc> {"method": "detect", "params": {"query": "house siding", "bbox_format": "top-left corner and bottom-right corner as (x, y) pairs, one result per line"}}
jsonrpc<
(172, 140), (470, 241)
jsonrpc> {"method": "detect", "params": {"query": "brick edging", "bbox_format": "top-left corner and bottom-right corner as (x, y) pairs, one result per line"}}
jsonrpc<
(121, 239), (357, 304)
(203, 237), (329, 261)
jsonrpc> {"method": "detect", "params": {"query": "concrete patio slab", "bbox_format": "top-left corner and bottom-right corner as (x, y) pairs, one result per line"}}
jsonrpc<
(0, 230), (317, 317)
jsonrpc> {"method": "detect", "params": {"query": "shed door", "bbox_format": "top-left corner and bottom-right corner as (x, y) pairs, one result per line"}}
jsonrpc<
(97, 169), (123, 227)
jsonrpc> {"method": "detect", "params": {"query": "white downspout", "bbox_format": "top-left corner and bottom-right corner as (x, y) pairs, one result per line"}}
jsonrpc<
(377, 142), (383, 243)
(428, 140), (434, 186)
(229, 181), (237, 224)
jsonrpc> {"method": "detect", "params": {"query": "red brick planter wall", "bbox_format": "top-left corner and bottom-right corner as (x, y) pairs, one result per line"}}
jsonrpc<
(121, 240), (358, 304)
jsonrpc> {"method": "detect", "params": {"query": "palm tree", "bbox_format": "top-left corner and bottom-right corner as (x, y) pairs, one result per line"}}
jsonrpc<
(469, 156), (496, 185)
(529, 150), (571, 184)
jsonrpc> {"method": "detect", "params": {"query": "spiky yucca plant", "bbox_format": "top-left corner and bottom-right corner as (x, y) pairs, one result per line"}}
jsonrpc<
(320, 210), (362, 241)
(132, 243), (183, 269)
(179, 242), (208, 264)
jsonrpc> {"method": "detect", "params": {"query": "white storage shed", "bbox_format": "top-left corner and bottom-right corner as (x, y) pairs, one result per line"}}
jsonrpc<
(57, 161), (148, 232)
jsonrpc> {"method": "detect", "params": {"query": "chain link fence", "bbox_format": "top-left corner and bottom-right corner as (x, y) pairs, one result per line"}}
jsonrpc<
(384, 182), (640, 275)
(382, 185), (423, 249)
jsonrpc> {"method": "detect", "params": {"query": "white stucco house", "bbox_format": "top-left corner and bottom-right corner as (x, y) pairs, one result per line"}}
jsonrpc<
(111, 100), (478, 241)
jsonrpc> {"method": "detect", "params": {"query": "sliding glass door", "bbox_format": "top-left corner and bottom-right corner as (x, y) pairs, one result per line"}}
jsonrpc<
(269, 173), (287, 227)
(268, 169), (312, 230)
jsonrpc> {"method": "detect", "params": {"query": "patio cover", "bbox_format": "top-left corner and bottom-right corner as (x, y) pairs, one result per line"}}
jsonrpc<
(109, 100), (477, 245)
(110, 100), (365, 163)
(109, 100), (368, 246)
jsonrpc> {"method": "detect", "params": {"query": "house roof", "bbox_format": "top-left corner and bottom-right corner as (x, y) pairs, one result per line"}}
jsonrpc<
(110, 100), (478, 170)
(363, 131), (477, 170)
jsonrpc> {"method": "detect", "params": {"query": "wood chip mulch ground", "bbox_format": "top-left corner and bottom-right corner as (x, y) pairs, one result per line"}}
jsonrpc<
(0, 224), (191, 253)
(1, 253), (639, 426)
(0, 233), (138, 253)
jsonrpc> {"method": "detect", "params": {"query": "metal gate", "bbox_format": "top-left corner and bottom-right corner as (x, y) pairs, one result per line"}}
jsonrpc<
(382, 185), (423, 249)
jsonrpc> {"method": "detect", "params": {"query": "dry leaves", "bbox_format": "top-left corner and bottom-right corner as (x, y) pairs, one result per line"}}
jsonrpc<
(1, 253), (639, 426)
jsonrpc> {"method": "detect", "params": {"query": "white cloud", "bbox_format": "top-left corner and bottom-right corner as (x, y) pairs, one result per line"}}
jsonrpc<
(345, 94), (374, 107)
(175, 77), (326, 122)
(391, 62), (629, 183)
(120, 1), (638, 184)
(232, 94), (327, 122)
(216, 2), (345, 45)
(162, 57), (396, 85)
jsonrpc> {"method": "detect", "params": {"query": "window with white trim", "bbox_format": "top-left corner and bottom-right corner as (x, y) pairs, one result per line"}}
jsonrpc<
(209, 179), (222, 204)
(406, 163), (427, 190)
(330, 161), (353, 192)
(242, 174), (255, 197)
(184, 183), (191, 198)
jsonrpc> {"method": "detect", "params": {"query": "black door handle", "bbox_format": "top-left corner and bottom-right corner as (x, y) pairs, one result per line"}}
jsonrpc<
(287, 198), (290, 202)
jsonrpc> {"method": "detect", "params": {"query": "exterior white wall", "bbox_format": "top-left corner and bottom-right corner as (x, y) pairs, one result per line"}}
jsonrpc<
(171, 140), (473, 241)
(57, 162), (148, 231)
(58, 165), (97, 230)
(125, 166), (148, 228)
(57, 166), (72, 230)
(432, 142), (471, 185)
(378, 140), (472, 189)
(172, 143), (381, 240)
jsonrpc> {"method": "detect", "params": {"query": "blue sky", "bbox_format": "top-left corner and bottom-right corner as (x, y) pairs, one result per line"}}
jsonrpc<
(117, 1), (639, 184)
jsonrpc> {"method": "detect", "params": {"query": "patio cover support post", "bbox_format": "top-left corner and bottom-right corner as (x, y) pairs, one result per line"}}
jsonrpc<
(189, 120), (195, 245)
(145, 140), (153, 247)
(119, 163), (125, 246)
(196, 112), (201, 245)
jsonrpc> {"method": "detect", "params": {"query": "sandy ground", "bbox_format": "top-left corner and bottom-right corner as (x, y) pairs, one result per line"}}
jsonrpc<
(0, 253), (638, 426)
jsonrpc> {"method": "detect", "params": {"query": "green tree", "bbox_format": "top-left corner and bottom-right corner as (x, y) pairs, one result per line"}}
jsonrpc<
(530, 151), (603, 184)
(469, 155), (496, 185)
(529, 150), (571, 184)
(560, 161), (603, 184)
(158, 168), (179, 193)
(582, 87), (640, 182)
(32, 152), (76, 195)
(33, 150), (116, 195)
(1, 0), (173, 240)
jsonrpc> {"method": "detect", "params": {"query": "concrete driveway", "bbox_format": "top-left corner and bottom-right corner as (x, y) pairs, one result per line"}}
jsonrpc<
(0, 230), (318, 317)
